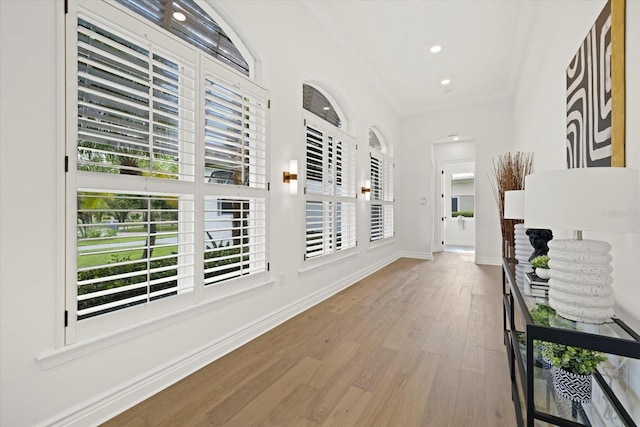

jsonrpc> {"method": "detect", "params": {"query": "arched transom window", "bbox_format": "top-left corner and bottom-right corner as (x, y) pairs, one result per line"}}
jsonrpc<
(115, 0), (250, 76)
(302, 84), (343, 129)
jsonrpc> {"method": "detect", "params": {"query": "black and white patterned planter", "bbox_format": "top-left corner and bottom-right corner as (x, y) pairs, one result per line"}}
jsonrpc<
(553, 367), (592, 403)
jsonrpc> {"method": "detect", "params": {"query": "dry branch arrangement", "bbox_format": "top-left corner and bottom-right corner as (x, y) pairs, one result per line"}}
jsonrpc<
(489, 151), (534, 257)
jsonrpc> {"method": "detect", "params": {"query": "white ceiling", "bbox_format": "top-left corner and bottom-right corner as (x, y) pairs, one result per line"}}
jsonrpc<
(302, 0), (534, 115)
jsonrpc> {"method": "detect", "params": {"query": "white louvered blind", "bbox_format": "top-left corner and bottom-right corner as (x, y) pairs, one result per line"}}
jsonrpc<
(370, 153), (394, 242)
(305, 201), (332, 259)
(204, 196), (266, 285)
(203, 74), (267, 188)
(305, 125), (324, 195)
(304, 117), (356, 260)
(77, 192), (195, 320)
(77, 17), (196, 180)
(336, 202), (356, 250)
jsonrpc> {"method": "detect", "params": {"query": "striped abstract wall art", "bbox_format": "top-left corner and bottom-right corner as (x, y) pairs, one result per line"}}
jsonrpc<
(566, 0), (625, 168)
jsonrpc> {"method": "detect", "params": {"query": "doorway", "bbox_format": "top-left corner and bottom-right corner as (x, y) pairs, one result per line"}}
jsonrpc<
(432, 137), (476, 254)
(441, 161), (475, 253)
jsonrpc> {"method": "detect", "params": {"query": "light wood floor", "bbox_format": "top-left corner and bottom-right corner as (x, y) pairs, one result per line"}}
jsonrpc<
(103, 253), (516, 426)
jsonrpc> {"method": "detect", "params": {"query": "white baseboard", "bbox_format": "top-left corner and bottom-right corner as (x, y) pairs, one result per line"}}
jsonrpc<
(399, 251), (433, 260)
(39, 253), (401, 427)
(475, 256), (501, 266)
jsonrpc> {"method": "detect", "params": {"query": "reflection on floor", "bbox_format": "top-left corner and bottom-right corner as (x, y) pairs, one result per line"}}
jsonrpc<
(444, 245), (475, 254)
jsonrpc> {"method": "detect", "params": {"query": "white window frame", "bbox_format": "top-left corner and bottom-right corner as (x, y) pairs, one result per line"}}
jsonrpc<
(65, 0), (269, 344)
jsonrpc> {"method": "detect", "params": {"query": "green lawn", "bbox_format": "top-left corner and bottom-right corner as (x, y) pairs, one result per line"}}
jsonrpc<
(78, 245), (178, 269)
(78, 235), (146, 247)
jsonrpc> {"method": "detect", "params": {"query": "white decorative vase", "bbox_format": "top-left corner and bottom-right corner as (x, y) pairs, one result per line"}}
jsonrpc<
(553, 368), (592, 403)
(547, 239), (613, 324)
(535, 268), (550, 279)
(514, 223), (534, 288)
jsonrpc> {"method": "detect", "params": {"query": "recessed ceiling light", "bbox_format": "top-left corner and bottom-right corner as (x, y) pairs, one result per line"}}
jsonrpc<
(441, 79), (451, 86)
(323, 106), (330, 111)
(453, 136), (459, 141)
(430, 45), (442, 53)
(173, 11), (186, 21)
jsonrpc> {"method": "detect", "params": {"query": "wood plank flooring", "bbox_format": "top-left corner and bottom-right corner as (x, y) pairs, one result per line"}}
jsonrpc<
(103, 253), (516, 426)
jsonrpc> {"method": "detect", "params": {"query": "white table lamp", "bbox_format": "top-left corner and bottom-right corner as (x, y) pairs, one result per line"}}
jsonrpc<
(524, 167), (639, 323)
(504, 190), (534, 287)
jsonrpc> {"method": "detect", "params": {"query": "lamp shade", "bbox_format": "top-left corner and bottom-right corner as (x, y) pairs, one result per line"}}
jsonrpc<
(504, 190), (525, 219)
(524, 168), (639, 232)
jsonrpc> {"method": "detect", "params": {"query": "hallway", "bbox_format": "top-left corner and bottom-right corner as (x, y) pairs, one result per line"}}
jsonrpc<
(104, 253), (515, 426)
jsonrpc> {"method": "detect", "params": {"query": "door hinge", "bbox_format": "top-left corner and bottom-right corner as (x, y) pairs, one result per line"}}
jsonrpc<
(64, 0), (69, 14)
(65, 156), (69, 172)
(442, 241), (444, 245)
(441, 170), (444, 174)
(64, 310), (69, 327)
(268, 99), (271, 109)
(267, 182), (270, 191)
(267, 262), (270, 271)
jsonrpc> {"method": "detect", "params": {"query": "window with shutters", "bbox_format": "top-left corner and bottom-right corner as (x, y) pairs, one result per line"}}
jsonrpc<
(67, 0), (267, 341)
(369, 128), (394, 242)
(303, 85), (355, 260)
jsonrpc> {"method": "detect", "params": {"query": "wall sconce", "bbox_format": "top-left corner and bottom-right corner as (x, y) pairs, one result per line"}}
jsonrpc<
(283, 160), (298, 195)
(361, 180), (371, 201)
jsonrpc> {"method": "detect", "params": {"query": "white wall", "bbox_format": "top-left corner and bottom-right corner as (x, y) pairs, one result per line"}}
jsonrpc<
(0, 1), (402, 425)
(398, 99), (513, 265)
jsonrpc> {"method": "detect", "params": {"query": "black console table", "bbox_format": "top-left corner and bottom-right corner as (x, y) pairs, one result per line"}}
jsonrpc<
(502, 258), (640, 426)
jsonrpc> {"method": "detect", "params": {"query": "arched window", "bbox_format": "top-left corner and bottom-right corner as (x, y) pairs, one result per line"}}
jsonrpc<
(302, 84), (344, 129)
(369, 129), (382, 152)
(67, 0), (267, 341)
(302, 84), (355, 260)
(115, 0), (250, 76)
(369, 127), (394, 242)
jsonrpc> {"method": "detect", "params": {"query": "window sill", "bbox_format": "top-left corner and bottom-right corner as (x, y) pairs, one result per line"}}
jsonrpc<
(298, 248), (358, 277)
(367, 238), (395, 252)
(36, 278), (274, 370)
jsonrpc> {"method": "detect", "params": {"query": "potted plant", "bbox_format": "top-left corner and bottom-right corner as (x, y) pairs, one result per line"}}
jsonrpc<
(529, 303), (556, 368)
(541, 342), (606, 402)
(530, 255), (550, 279)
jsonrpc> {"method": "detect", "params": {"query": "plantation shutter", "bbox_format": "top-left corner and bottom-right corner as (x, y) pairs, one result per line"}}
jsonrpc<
(370, 152), (394, 242)
(204, 197), (266, 285)
(201, 56), (268, 286)
(336, 202), (356, 250)
(384, 160), (394, 238)
(306, 125), (324, 195)
(77, 193), (195, 320)
(74, 9), (198, 328)
(371, 155), (382, 201)
(304, 115), (356, 260)
(77, 16), (196, 180)
(203, 70), (267, 188)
